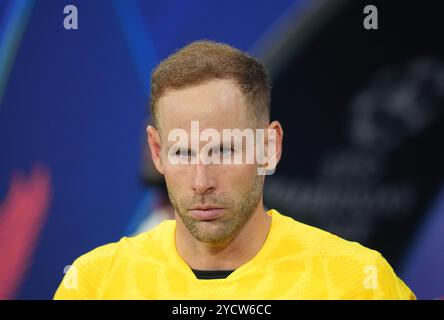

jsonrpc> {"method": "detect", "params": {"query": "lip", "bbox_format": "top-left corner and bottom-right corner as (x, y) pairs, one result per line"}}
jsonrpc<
(189, 207), (225, 221)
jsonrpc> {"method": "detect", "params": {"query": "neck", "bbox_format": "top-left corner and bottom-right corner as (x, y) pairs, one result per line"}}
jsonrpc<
(175, 201), (272, 270)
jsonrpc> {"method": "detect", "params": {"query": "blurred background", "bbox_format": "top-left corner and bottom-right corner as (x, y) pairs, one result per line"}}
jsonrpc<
(0, 0), (443, 299)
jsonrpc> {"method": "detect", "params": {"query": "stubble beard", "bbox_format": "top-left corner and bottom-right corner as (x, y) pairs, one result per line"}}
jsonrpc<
(167, 174), (264, 244)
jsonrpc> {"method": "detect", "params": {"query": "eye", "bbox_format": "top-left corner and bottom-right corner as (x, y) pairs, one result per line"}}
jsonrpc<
(220, 146), (234, 154)
(222, 148), (234, 153)
(175, 149), (193, 157)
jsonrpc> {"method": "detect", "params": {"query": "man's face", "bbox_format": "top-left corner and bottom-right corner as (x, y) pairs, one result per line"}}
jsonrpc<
(152, 79), (265, 244)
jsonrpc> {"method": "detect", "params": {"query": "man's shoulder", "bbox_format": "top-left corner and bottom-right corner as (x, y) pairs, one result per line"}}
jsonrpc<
(273, 210), (381, 262)
(54, 219), (176, 299)
(273, 210), (416, 299)
(74, 219), (176, 266)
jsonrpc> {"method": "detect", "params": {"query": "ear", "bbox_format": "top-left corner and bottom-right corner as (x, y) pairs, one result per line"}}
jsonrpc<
(259, 120), (283, 176)
(146, 125), (164, 175)
(269, 120), (283, 165)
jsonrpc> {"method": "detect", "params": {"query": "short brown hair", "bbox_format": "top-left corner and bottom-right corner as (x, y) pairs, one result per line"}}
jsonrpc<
(150, 40), (271, 129)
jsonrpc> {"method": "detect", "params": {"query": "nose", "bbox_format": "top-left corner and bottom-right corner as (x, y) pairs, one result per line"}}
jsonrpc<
(192, 163), (216, 195)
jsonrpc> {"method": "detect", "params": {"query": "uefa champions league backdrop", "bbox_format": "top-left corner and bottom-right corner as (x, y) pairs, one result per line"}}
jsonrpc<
(0, 0), (443, 299)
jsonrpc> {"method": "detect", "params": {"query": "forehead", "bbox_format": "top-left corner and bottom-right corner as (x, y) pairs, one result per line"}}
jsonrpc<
(157, 79), (250, 135)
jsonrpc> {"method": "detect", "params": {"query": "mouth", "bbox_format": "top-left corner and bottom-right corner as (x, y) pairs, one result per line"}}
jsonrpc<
(189, 206), (225, 221)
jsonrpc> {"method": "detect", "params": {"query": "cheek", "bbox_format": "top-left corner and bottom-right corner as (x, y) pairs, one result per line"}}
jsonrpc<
(219, 164), (257, 186)
(162, 162), (193, 197)
(163, 165), (187, 186)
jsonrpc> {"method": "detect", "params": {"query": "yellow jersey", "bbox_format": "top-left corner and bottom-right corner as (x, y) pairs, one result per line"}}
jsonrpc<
(53, 209), (416, 299)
